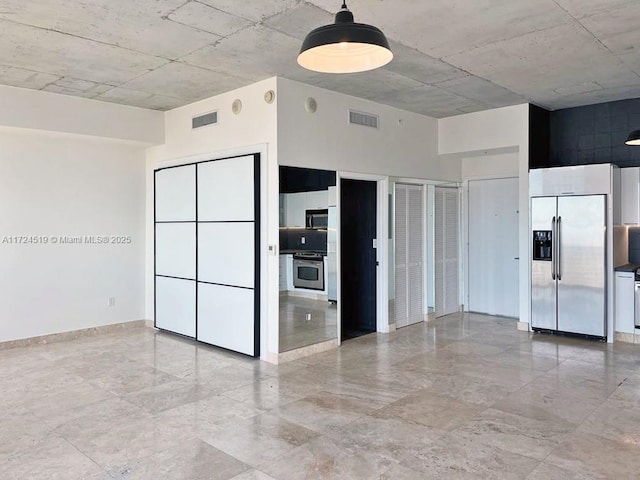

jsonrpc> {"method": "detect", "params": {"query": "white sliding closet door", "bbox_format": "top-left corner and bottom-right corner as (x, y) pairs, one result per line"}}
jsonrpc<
(395, 184), (425, 328)
(154, 165), (196, 337)
(435, 187), (460, 318)
(468, 178), (519, 317)
(196, 155), (257, 356)
(154, 154), (260, 357)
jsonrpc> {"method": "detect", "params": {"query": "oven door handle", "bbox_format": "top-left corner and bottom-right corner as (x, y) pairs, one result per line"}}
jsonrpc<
(294, 259), (322, 266)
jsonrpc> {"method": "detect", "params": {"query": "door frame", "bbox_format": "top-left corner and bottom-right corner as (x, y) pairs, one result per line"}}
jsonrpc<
(462, 174), (518, 314)
(336, 172), (389, 342)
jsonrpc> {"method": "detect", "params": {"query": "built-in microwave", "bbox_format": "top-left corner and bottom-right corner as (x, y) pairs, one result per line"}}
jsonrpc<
(306, 209), (328, 229)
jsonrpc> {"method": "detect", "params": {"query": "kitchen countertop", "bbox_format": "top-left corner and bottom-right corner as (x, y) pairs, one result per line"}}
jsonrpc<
(615, 263), (640, 272)
(280, 249), (327, 256)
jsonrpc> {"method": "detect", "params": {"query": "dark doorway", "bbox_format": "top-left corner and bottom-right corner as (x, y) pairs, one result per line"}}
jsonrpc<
(340, 178), (377, 340)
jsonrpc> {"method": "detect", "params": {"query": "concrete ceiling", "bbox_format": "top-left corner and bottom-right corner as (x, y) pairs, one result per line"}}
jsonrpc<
(1, 0), (639, 117)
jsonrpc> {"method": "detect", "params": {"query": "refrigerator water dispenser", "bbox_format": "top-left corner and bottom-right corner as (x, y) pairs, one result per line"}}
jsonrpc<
(533, 230), (553, 261)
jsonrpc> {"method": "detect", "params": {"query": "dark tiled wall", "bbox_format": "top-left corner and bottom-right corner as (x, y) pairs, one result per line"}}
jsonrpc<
(530, 105), (551, 169)
(549, 98), (640, 168)
(629, 227), (640, 265)
(279, 228), (327, 252)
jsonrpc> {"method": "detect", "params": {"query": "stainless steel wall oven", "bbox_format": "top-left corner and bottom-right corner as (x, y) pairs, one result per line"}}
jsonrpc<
(293, 252), (324, 290)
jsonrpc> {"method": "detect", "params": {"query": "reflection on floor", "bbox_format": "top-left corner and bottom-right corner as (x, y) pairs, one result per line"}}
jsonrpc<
(4, 313), (640, 479)
(279, 295), (337, 352)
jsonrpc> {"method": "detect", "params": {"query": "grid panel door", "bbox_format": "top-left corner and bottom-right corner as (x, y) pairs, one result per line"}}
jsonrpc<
(196, 155), (259, 356)
(154, 165), (196, 337)
(154, 155), (260, 357)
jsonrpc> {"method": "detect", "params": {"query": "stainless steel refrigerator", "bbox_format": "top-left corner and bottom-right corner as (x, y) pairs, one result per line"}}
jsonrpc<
(531, 194), (606, 338)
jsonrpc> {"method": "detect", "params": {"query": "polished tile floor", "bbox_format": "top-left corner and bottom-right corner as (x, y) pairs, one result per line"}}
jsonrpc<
(3, 312), (640, 479)
(279, 295), (337, 352)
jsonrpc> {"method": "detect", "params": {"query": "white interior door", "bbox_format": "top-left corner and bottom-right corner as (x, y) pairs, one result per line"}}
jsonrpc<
(154, 155), (260, 356)
(154, 165), (196, 337)
(395, 184), (425, 328)
(407, 186), (424, 325)
(435, 187), (460, 318)
(394, 185), (408, 328)
(196, 155), (258, 355)
(468, 178), (519, 318)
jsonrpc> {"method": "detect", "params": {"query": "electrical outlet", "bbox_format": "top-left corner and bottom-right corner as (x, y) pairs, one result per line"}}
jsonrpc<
(108, 297), (116, 307)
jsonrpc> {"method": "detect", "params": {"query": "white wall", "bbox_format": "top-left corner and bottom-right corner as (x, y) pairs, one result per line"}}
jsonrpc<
(0, 85), (164, 145)
(277, 78), (458, 181)
(277, 78), (459, 337)
(145, 77), (279, 362)
(439, 105), (529, 156)
(439, 105), (530, 327)
(461, 150), (519, 179)
(0, 127), (146, 342)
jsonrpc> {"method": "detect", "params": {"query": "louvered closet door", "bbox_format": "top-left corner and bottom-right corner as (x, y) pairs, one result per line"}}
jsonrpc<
(395, 184), (424, 328)
(394, 186), (408, 328)
(407, 186), (424, 324)
(435, 187), (460, 317)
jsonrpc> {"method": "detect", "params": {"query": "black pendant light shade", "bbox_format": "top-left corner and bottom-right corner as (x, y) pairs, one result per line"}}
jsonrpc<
(625, 129), (640, 146)
(297, 2), (393, 74)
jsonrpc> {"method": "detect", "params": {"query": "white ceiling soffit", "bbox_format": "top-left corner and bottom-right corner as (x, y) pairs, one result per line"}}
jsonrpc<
(0, 0), (638, 117)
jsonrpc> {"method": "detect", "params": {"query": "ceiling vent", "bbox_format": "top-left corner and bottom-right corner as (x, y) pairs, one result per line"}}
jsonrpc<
(192, 111), (218, 129)
(349, 110), (379, 129)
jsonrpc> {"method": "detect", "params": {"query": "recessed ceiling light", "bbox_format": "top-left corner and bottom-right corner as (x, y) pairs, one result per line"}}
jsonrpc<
(232, 99), (242, 115)
(305, 97), (317, 114)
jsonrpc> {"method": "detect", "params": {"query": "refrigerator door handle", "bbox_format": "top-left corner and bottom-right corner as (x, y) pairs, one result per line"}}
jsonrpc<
(551, 216), (556, 280)
(557, 216), (562, 281)
(635, 282), (640, 328)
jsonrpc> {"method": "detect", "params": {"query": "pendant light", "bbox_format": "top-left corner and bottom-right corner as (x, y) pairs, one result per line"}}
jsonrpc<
(625, 130), (640, 146)
(297, 1), (393, 74)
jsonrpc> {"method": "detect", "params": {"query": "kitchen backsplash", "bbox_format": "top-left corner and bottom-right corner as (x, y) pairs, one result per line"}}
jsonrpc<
(629, 227), (640, 264)
(280, 228), (327, 252)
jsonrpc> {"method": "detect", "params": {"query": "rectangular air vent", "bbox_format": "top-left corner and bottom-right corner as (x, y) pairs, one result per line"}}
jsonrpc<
(192, 111), (218, 129)
(349, 110), (379, 129)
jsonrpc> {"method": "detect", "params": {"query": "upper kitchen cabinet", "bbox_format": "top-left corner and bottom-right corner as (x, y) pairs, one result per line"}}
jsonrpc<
(283, 190), (328, 227)
(280, 166), (336, 194)
(279, 166), (336, 227)
(328, 186), (337, 207)
(621, 167), (640, 225)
